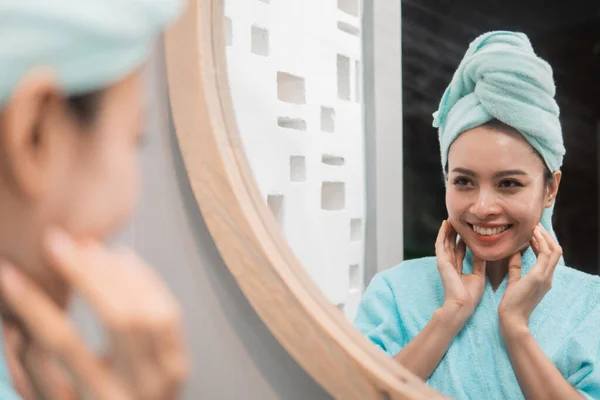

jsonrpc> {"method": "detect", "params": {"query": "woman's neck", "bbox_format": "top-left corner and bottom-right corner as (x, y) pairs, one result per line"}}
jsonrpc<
(486, 258), (510, 291)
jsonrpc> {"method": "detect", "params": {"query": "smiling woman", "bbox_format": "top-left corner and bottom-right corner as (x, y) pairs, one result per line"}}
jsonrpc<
(354, 31), (600, 400)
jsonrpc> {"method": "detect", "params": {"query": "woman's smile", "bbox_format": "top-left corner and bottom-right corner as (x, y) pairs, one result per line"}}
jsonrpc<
(467, 223), (513, 244)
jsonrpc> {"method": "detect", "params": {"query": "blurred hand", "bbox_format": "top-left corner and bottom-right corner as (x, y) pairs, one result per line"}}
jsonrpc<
(0, 228), (189, 400)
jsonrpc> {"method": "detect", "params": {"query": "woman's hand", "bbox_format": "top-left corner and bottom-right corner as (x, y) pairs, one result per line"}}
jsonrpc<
(498, 223), (562, 338)
(436, 220), (486, 322)
(0, 228), (189, 400)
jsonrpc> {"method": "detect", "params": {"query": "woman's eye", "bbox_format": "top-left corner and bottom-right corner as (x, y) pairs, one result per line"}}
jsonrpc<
(499, 180), (522, 188)
(453, 177), (472, 187)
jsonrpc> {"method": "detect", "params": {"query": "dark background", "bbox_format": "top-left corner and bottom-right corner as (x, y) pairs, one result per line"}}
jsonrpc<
(402, 0), (600, 274)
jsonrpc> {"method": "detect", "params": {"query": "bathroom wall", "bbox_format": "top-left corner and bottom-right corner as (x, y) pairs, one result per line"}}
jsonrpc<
(225, 0), (366, 320)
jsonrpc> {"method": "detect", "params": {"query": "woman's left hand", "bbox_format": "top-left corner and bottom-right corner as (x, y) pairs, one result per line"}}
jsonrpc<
(498, 224), (563, 337)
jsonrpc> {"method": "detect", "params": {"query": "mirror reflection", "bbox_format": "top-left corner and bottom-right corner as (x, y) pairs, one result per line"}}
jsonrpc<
(225, 0), (600, 398)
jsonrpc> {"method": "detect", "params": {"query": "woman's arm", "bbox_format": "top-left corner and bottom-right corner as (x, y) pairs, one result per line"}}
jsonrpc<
(499, 226), (582, 399)
(394, 304), (468, 381)
(502, 325), (584, 400)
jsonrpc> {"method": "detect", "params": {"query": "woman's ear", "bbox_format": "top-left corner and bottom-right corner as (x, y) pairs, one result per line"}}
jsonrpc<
(544, 170), (562, 208)
(0, 69), (72, 201)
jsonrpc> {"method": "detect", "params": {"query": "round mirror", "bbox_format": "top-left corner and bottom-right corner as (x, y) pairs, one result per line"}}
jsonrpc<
(166, 0), (600, 398)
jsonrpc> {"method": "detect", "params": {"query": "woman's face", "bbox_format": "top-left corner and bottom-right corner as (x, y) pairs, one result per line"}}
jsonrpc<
(57, 72), (144, 242)
(0, 69), (144, 302)
(446, 126), (560, 262)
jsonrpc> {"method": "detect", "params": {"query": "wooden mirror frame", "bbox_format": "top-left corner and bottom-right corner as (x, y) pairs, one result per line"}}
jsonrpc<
(164, 1), (445, 398)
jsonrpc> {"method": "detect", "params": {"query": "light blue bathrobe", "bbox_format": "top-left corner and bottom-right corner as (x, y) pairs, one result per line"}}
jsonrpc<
(354, 248), (600, 399)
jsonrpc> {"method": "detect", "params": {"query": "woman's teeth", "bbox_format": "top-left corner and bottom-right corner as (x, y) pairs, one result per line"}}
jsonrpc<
(472, 225), (509, 236)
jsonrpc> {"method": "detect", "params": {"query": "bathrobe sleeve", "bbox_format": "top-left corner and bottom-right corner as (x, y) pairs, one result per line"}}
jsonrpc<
(555, 305), (600, 399)
(568, 342), (600, 400)
(353, 274), (407, 357)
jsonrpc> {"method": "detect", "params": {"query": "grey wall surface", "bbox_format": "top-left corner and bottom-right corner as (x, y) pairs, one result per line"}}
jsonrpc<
(364, 0), (404, 285)
(72, 42), (331, 400)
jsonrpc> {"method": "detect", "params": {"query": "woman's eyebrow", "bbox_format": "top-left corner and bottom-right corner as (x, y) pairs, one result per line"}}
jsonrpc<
(451, 168), (528, 178)
(493, 170), (528, 178)
(451, 168), (476, 177)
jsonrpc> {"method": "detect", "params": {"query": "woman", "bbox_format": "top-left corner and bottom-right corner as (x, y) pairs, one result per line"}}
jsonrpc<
(354, 31), (600, 400)
(0, 1), (188, 399)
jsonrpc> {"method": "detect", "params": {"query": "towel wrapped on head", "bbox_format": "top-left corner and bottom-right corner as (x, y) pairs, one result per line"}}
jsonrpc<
(433, 31), (566, 174)
(432, 30), (566, 257)
(0, 0), (185, 106)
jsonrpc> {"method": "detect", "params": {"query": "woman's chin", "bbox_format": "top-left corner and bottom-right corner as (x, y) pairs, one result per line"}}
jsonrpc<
(462, 241), (513, 262)
(467, 242), (530, 263)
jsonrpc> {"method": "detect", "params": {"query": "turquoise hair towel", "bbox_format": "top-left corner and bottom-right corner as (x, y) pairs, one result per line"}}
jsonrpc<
(432, 30), (566, 256)
(433, 31), (566, 173)
(0, 0), (186, 105)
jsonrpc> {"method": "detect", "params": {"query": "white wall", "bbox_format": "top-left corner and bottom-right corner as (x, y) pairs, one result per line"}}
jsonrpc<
(225, 0), (366, 320)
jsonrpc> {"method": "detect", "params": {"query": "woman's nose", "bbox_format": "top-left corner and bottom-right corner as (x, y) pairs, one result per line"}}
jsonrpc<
(470, 189), (501, 219)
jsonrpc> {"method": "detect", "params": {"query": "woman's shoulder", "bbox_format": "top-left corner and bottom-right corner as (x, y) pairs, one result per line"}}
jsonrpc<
(556, 264), (600, 288)
(555, 264), (600, 301)
(373, 256), (440, 291)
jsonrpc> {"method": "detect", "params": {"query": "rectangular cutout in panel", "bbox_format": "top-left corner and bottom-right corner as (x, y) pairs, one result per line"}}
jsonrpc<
(321, 182), (346, 210)
(251, 25), (269, 56)
(338, 0), (359, 16)
(322, 154), (345, 166)
(337, 21), (360, 36)
(277, 72), (306, 104)
(321, 106), (335, 132)
(277, 117), (306, 131)
(350, 218), (362, 241)
(354, 60), (360, 102)
(224, 17), (232, 46)
(290, 156), (306, 182)
(349, 264), (360, 290)
(267, 194), (284, 227)
(337, 55), (350, 101)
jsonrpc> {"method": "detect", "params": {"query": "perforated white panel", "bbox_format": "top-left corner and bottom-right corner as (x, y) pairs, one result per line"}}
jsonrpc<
(225, 0), (365, 320)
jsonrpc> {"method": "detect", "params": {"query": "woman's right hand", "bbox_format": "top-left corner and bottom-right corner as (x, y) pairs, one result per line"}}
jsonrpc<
(0, 228), (189, 400)
(435, 219), (486, 321)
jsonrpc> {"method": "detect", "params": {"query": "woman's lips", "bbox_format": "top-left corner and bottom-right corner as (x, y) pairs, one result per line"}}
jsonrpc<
(468, 223), (512, 243)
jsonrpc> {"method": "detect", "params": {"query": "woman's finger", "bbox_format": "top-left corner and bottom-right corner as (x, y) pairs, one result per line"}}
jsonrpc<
(507, 252), (522, 287)
(2, 323), (37, 400)
(531, 228), (551, 275)
(154, 316), (189, 398)
(533, 228), (550, 255)
(471, 253), (486, 278)
(0, 263), (129, 400)
(530, 235), (540, 256)
(454, 239), (466, 275)
(446, 220), (457, 254)
(109, 328), (165, 400)
(21, 342), (77, 400)
(536, 224), (563, 272)
(435, 220), (448, 256)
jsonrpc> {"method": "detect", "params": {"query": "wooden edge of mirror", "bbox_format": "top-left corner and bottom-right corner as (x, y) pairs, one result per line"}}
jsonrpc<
(164, 1), (446, 398)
